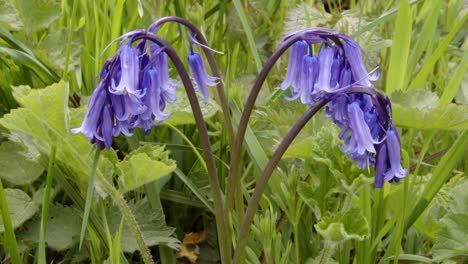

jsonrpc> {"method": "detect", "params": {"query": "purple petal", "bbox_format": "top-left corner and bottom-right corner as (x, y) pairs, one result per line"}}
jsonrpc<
(299, 55), (319, 104)
(314, 46), (337, 93)
(71, 85), (108, 139)
(109, 44), (140, 95)
(346, 101), (378, 154)
(342, 41), (372, 87)
(188, 51), (218, 103)
(280, 40), (308, 91)
(383, 127), (407, 180)
(374, 144), (388, 188)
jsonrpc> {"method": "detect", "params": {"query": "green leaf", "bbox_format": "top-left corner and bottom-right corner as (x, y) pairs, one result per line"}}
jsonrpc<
(432, 214), (468, 261)
(18, 0), (61, 32)
(0, 0), (23, 31)
(35, 29), (81, 73)
(315, 207), (369, 243)
(0, 141), (44, 185)
(117, 147), (176, 193)
(0, 47), (58, 84)
(0, 188), (38, 232)
(391, 90), (468, 130)
(107, 198), (179, 253)
(20, 204), (81, 251)
(0, 82), (111, 194)
(165, 90), (220, 125)
(385, 0), (412, 93)
(450, 180), (468, 214)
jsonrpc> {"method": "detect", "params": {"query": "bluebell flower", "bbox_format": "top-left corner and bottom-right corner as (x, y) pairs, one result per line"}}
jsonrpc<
(280, 40), (308, 92)
(188, 50), (218, 104)
(71, 83), (111, 147)
(314, 46), (337, 94)
(280, 29), (407, 187)
(72, 31), (178, 149)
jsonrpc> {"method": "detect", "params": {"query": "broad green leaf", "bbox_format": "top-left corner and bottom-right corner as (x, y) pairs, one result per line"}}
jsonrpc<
(165, 90), (220, 125)
(35, 29), (81, 73)
(0, 141), (44, 185)
(0, 188), (38, 232)
(284, 124), (368, 186)
(117, 150), (176, 193)
(414, 191), (447, 240)
(18, 0), (61, 32)
(0, 0), (23, 30)
(432, 214), (468, 261)
(450, 181), (468, 214)
(0, 82), (111, 194)
(391, 90), (468, 130)
(315, 207), (369, 243)
(20, 204), (81, 251)
(107, 198), (179, 253)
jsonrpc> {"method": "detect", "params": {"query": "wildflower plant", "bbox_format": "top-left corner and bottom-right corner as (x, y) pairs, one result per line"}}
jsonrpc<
(70, 17), (406, 264)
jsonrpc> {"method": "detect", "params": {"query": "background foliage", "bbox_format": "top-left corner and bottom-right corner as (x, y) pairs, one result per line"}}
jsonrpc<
(0, 0), (467, 263)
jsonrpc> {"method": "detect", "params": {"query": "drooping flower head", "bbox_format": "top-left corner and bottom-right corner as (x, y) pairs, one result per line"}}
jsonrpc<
(187, 33), (218, 104)
(280, 28), (407, 187)
(72, 30), (179, 149)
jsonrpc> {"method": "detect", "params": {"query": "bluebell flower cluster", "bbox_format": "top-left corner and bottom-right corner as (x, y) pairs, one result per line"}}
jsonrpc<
(72, 32), (178, 149)
(280, 29), (407, 187)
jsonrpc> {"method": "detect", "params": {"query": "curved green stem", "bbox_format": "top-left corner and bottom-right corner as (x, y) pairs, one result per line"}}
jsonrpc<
(166, 123), (207, 172)
(132, 33), (230, 264)
(152, 16), (235, 147)
(98, 175), (154, 264)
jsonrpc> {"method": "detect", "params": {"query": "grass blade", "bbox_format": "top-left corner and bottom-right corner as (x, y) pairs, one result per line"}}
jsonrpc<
(166, 123), (207, 172)
(405, 0), (441, 87)
(0, 178), (21, 264)
(409, 13), (468, 89)
(38, 145), (57, 264)
(79, 149), (101, 248)
(405, 130), (468, 230)
(351, 0), (422, 38)
(0, 47), (59, 84)
(232, 0), (263, 74)
(173, 168), (214, 213)
(385, 0), (412, 94)
(439, 52), (468, 106)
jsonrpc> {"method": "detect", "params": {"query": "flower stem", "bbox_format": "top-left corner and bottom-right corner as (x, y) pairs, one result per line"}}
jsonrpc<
(232, 99), (329, 263)
(226, 33), (303, 224)
(132, 33), (231, 264)
(232, 86), (380, 263)
(294, 222), (300, 264)
(153, 16), (235, 147)
(98, 175), (154, 264)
